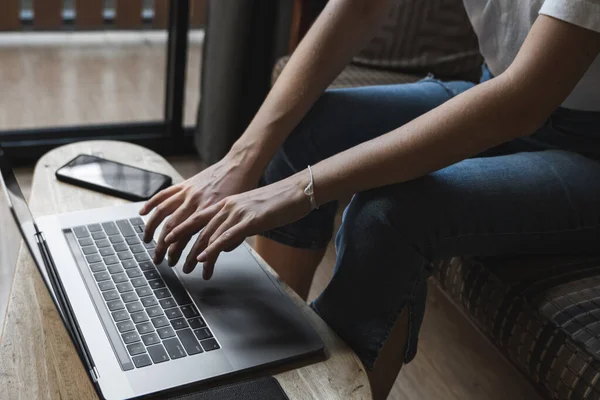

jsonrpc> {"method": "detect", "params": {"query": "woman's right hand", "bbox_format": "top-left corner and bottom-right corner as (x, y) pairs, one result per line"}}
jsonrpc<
(139, 149), (262, 265)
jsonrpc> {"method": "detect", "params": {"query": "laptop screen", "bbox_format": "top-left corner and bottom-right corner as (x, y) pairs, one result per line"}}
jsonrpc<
(0, 146), (59, 305)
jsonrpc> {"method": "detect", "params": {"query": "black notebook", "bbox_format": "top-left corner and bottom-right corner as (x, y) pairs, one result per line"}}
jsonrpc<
(165, 376), (290, 400)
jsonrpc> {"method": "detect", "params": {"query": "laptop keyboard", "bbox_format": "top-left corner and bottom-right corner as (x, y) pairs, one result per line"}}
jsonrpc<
(71, 217), (220, 369)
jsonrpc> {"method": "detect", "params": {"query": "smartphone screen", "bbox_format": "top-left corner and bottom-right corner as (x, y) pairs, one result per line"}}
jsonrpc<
(56, 154), (172, 201)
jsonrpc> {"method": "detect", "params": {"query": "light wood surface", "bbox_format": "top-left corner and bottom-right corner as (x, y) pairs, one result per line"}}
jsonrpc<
(0, 141), (371, 400)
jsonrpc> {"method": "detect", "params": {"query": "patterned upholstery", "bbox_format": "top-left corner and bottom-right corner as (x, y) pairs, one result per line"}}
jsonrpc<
(435, 256), (600, 400)
(353, 0), (483, 82)
(272, 56), (422, 89)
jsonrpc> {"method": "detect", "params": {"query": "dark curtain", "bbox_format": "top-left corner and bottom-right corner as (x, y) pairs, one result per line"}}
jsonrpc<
(196, 0), (293, 165)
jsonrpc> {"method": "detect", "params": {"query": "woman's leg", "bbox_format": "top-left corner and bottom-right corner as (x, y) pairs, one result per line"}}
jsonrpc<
(256, 78), (476, 298)
(313, 149), (600, 399)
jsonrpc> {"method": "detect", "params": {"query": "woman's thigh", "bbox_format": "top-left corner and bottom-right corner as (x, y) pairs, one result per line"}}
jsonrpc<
(313, 149), (600, 368)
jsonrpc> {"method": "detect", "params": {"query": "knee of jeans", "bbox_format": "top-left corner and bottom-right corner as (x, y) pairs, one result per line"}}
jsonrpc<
(336, 185), (431, 262)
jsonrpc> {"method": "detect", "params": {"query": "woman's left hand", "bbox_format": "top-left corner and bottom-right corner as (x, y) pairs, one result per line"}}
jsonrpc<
(162, 176), (310, 279)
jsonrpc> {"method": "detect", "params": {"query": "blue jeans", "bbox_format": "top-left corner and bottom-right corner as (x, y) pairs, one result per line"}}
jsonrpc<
(260, 70), (600, 370)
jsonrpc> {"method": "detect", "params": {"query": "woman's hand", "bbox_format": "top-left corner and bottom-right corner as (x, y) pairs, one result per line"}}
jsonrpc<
(139, 150), (262, 265)
(162, 175), (310, 280)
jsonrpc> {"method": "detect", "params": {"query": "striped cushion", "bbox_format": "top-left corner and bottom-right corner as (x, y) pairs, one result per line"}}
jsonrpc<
(435, 256), (600, 400)
(353, 0), (483, 82)
(272, 56), (422, 89)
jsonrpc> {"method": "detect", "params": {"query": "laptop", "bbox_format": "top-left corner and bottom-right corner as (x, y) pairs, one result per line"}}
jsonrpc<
(0, 147), (323, 400)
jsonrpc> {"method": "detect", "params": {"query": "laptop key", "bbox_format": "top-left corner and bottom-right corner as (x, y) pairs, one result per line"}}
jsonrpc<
(156, 326), (176, 339)
(151, 316), (170, 328)
(163, 338), (186, 359)
(127, 342), (146, 356)
(147, 344), (170, 364)
(103, 255), (119, 265)
(141, 296), (158, 307)
(135, 253), (151, 262)
(117, 320), (135, 333)
(130, 217), (145, 226)
(181, 305), (199, 319)
(141, 333), (161, 346)
(73, 226), (89, 238)
(79, 237), (93, 247)
(107, 299), (125, 311)
(102, 290), (120, 301)
(94, 271), (111, 282)
(112, 310), (129, 322)
(144, 241), (156, 249)
(122, 292), (139, 303)
(148, 279), (165, 289)
(132, 354), (152, 368)
(159, 297), (176, 309)
(102, 222), (119, 235)
(131, 311), (149, 324)
(194, 328), (212, 341)
(165, 308), (183, 320)
(154, 261), (193, 305)
(87, 223), (102, 232)
(144, 270), (160, 280)
(117, 251), (133, 261)
(92, 231), (106, 240)
(134, 225), (144, 234)
(117, 219), (136, 237)
(136, 286), (153, 297)
(170, 318), (188, 330)
(136, 322), (154, 335)
(99, 247), (115, 257)
(112, 273), (128, 284)
(98, 281), (115, 291)
(89, 262), (106, 273)
(86, 254), (102, 264)
(114, 242), (128, 252)
(122, 259), (137, 269)
(81, 246), (97, 255)
(126, 301), (144, 313)
(109, 235), (124, 244)
(147, 306), (163, 318)
(139, 261), (155, 271)
(201, 339), (220, 352)
(131, 277), (147, 288)
(126, 268), (143, 279)
(177, 329), (203, 355)
(95, 238), (111, 248)
(116, 282), (134, 293)
(126, 236), (141, 246)
(154, 288), (171, 299)
(130, 244), (146, 254)
(188, 317), (206, 329)
(108, 264), (124, 275)
(122, 331), (141, 344)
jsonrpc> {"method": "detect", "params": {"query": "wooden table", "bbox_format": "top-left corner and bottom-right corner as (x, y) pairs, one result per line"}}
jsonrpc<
(0, 141), (371, 400)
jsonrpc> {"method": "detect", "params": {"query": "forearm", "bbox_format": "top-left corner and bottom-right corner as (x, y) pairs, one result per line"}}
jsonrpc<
(231, 0), (389, 171)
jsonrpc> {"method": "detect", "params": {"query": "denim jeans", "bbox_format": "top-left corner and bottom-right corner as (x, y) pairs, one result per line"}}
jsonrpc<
(260, 69), (600, 370)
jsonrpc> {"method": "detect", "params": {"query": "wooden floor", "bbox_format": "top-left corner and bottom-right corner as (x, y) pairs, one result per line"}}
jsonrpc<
(0, 34), (542, 400)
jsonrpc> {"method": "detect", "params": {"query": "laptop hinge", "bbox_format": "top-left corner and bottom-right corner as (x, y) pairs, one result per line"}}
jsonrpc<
(34, 231), (100, 383)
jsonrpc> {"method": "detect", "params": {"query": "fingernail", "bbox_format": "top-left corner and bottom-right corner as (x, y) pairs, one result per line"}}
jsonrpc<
(164, 233), (173, 243)
(197, 251), (207, 262)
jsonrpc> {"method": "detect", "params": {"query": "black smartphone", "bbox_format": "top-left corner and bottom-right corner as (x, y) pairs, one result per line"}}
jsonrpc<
(55, 154), (172, 201)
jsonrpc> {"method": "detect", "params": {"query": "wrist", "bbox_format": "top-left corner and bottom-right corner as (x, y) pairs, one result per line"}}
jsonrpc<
(227, 140), (268, 181)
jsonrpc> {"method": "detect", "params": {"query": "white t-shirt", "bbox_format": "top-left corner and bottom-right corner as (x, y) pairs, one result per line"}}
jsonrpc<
(462, 0), (600, 111)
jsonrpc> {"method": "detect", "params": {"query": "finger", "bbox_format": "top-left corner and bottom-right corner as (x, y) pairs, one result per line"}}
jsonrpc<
(202, 253), (219, 280)
(154, 200), (196, 263)
(143, 195), (184, 243)
(165, 238), (190, 267)
(139, 185), (181, 215)
(181, 209), (228, 273)
(164, 202), (221, 245)
(198, 222), (249, 263)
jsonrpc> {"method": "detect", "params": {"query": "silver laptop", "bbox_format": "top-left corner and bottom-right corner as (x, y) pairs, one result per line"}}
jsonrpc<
(0, 148), (323, 400)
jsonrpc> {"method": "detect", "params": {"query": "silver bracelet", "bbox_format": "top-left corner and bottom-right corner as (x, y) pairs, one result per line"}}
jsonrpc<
(304, 165), (318, 210)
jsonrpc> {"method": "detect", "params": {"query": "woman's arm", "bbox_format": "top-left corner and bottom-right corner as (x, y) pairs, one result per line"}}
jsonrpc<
(165, 15), (600, 277)
(231, 0), (390, 172)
